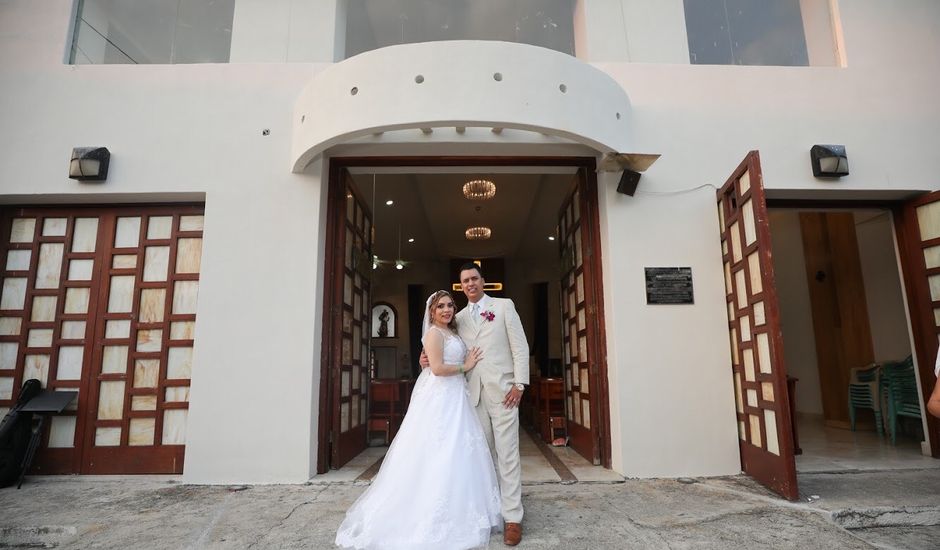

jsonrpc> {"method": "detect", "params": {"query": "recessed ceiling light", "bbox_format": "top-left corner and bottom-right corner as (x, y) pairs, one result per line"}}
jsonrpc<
(408, 238), (415, 243)
(548, 236), (555, 241)
(386, 200), (394, 206)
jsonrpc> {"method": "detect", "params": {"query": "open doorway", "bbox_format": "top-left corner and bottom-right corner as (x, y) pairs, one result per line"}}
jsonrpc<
(768, 206), (939, 472)
(717, 151), (937, 500)
(314, 157), (617, 483)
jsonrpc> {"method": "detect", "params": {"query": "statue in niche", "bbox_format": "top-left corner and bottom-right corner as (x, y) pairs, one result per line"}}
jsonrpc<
(378, 310), (390, 338)
(372, 303), (396, 338)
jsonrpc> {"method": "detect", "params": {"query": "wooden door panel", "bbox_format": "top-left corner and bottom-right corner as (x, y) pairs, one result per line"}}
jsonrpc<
(330, 171), (373, 468)
(718, 151), (798, 500)
(0, 212), (103, 473)
(82, 209), (203, 474)
(895, 191), (940, 457)
(799, 213), (875, 427)
(558, 168), (606, 465)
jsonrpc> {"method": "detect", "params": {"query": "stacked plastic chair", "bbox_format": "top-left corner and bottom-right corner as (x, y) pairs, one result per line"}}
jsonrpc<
(847, 363), (883, 436)
(881, 355), (920, 445)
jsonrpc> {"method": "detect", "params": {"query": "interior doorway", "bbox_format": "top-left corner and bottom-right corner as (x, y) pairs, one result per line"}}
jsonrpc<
(768, 205), (938, 472)
(316, 157), (613, 478)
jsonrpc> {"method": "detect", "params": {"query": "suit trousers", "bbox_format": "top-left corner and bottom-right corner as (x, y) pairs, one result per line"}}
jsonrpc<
(475, 385), (524, 523)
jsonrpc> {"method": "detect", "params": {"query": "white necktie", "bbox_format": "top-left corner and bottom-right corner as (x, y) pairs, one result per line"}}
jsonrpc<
(472, 302), (480, 326)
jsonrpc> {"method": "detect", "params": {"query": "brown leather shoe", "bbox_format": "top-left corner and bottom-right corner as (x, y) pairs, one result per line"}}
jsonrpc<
(504, 522), (522, 546)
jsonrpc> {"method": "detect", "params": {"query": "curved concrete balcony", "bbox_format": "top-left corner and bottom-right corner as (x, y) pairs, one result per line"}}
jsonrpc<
(291, 41), (633, 171)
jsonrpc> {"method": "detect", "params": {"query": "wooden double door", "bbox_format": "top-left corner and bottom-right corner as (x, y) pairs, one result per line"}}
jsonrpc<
(0, 205), (204, 474)
(719, 151), (940, 500)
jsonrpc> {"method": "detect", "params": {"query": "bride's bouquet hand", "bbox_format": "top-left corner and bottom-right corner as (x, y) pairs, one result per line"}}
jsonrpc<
(464, 347), (483, 371)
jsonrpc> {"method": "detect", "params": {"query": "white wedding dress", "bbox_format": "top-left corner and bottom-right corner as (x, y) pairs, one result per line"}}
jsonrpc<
(335, 327), (503, 550)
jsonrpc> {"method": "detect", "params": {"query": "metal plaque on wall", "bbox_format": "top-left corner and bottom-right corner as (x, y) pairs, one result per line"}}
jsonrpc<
(645, 267), (694, 304)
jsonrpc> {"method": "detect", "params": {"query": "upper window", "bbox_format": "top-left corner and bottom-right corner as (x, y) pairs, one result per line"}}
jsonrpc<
(684, 0), (813, 66)
(343, 0), (576, 59)
(70, 0), (235, 64)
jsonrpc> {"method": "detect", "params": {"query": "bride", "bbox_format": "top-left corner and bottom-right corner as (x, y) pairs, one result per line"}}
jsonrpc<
(335, 290), (503, 550)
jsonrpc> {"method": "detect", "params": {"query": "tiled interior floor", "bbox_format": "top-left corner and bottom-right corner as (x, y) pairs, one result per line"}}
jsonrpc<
(311, 429), (624, 484)
(310, 414), (940, 483)
(795, 414), (940, 473)
(310, 446), (388, 484)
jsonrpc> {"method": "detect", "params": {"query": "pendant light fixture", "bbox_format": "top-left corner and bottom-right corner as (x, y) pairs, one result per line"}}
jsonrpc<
(465, 226), (492, 240)
(465, 205), (492, 240)
(462, 179), (496, 201)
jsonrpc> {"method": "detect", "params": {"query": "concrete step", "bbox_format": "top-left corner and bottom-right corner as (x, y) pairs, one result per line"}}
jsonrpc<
(830, 505), (940, 529)
(0, 524), (77, 548)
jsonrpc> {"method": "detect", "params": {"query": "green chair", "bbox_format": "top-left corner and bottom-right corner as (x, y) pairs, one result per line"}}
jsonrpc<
(848, 363), (882, 436)
(881, 356), (921, 445)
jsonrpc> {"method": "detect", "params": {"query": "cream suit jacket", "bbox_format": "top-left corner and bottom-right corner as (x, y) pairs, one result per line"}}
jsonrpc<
(458, 296), (530, 407)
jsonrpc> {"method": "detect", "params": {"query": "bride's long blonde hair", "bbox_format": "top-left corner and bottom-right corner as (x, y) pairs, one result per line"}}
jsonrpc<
(427, 290), (458, 333)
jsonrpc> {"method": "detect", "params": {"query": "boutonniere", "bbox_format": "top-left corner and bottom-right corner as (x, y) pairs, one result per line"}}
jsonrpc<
(480, 310), (495, 322)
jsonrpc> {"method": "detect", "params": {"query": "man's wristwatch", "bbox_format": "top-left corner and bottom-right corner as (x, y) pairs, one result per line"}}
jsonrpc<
(513, 383), (526, 392)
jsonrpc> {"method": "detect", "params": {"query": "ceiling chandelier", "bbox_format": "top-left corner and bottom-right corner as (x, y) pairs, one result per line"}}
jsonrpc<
(465, 226), (492, 240)
(462, 179), (496, 200)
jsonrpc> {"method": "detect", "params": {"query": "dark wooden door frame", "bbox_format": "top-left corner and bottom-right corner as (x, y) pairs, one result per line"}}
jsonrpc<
(316, 156), (613, 473)
(766, 196), (940, 458)
(892, 192), (940, 458)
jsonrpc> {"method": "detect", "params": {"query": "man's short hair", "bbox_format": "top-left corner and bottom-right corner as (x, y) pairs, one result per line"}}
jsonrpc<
(458, 262), (484, 280)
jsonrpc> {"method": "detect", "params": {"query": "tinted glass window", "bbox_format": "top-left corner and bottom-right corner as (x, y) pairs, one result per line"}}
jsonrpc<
(684, 0), (809, 66)
(344, 0), (575, 59)
(70, 0), (235, 64)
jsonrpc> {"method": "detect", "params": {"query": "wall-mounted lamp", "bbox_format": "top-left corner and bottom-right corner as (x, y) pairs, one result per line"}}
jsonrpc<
(810, 144), (848, 178)
(69, 147), (110, 181)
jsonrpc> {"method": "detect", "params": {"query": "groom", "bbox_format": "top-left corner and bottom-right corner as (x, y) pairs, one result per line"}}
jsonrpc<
(457, 262), (529, 546)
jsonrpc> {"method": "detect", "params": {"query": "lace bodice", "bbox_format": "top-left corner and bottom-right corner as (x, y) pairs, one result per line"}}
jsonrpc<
(427, 327), (467, 366)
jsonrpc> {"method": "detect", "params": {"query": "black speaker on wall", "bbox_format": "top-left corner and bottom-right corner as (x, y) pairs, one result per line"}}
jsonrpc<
(616, 169), (641, 196)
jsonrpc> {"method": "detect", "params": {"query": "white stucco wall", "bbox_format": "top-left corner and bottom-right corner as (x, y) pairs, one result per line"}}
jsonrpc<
(597, 173), (741, 476)
(856, 212), (913, 363)
(0, 1), (332, 483)
(1, 0), (938, 482)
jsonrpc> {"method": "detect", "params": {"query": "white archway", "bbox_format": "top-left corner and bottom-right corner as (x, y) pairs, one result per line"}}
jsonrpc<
(291, 41), (635, 172)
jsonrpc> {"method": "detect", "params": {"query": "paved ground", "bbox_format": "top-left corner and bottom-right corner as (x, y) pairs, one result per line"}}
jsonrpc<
(1, 469), (938, 549)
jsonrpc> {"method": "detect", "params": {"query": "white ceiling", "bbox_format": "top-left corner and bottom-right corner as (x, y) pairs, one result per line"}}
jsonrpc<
(349, 170), (578, 266)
